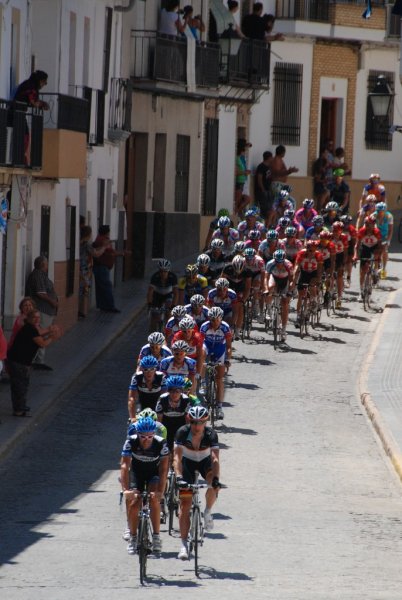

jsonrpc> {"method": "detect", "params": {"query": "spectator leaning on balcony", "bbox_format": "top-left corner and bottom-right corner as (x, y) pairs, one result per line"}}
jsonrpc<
(241, 2), (265, 40)
(182, 6), (205, 41)
(262, 14), (285, 42)
(11, 70), (49, 163)
(159, 0), (185, 36)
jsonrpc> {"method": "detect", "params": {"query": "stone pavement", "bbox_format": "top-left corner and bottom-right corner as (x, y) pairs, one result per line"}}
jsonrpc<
(0, 256), (193, 460)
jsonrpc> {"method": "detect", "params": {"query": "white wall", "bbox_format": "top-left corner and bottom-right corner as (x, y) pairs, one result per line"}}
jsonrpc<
(216, 105), (237, 213)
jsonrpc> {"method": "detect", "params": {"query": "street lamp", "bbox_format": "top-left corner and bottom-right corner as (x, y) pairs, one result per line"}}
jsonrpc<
(368, 74), (394, 118)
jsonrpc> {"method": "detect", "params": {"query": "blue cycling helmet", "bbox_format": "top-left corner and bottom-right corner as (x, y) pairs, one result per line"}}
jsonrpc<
(166, 375), (186, 389)
(273, 249), (286, 263)
(245, 209), (257, 218)
(140, 355), (159, 370)
(280, 189), (289, 199)
(136, 416), (157, 434)
(267, 229), (279, 241)
(375, 201), (387, 212)
(218, 216), (231, 228)
(285, 226), (297, 238)
(249, 205), (261, 215)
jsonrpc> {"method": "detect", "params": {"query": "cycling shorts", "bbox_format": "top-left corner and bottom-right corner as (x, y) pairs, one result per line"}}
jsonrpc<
(130, 468), (160, 492)
(151, 292), (173, 308)
(182, 456), (212, 485)
(335, 252), (344, 270)
(360, 244), (380, 263)
(323, 257), (331, 272)
(297, 270), (318, 290)
(203, 344), (226, 365)
(269, 275), (289, 292)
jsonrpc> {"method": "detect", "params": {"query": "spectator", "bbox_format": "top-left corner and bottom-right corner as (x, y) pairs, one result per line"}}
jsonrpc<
(79, 226), (107, 318)
(330, 169), (350, 215)
(92, 225), (130, 313)
(159, 0), (185, 36)
(334, 146), (351, 176)
(270, 145), (299, 204)
(312, 148), (330, 213)
(226, 1), (245, 38)
(0, 324), (7, 383)
(234, 138), (252, 218)
(241, 2), (265, 40)
(25, 256), (58, 371)
(255, 151), (273, 226)
(7, 310), (61, 417)
(323, 138), (336, 189)
(182, 5), (205, 40)
(262, 14), (285, 42)
(7, 297), (36, 351)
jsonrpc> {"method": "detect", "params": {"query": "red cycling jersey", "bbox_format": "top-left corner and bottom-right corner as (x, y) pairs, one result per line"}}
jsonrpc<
(172, 330), (204, 359)
(295, 249), (323, 272)
(357, 226), (381, 248)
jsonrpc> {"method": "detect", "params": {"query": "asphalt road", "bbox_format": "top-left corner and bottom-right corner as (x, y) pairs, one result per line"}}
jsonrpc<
(1, 273), (402, 599)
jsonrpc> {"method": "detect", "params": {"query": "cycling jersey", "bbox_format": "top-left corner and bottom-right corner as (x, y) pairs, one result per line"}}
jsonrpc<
(332, 233), (349, 254)
(258, 240), (278, 261)
(278, 238), (303, 262)
(185, 304), (209, 328)
(160, 355), (196, 378)
(295, 208), (318, 231)
(171, 330), (204, 359)
(121, 434), (169, 469)
(295, 249), (323, 272)
(374, 211), (393, 241)
(138, 344), (172, 369)
(149, 271), (178, 297)
(205, 249), (226, 275)
(175, 424), (219, 462)
(357, 226), (382, 248)
(178, 275), (208, 304)
(305, 226), (323, 241)
(362, 183), (386, 201)
(200, 320), (231, 360)
(221, 264), (252, 294)
(212, 228), (240, 255)
(129, 371), (166, 410)
(342, 224), (357, 245)
(265, 259), (293, 279)
(207, 287), (237, 314)
(317, 242), (336, 264)
(156, 393), (192, 450)
(237, 219), (266, 240)
(244, 255), (265, 276)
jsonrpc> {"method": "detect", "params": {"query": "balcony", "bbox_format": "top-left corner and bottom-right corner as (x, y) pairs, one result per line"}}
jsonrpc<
(108, 78), (132, 142)
(38, 93), (89, 179)
(387, 4), (402, 37)
(0, 100), (43, 171)
(219, 38), (270, 87)
(276, 0), (386, 23)
(130, 30), (220, 89)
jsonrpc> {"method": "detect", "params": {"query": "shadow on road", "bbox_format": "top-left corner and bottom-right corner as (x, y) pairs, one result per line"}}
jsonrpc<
(198, 565), (254, 581)
(219, 424), (258, 436)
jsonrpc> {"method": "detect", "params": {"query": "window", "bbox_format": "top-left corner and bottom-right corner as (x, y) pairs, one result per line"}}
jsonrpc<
(153, 133), (167, 212)
(202, 119), (219, 216)
(175, 135), (190, 212)
(271, 63), (303, 146)
(103, 8), (113, 93)
(365, 70), (394, 151)
(40, 206), (51, 260)
(66, 205), (76, 297)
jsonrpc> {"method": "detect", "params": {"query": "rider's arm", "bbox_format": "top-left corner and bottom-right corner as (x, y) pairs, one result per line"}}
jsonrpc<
(210, 447), (220, 480)
(120, 456), (132, 492)
(128, 389), (138, 420)
(157, 454), (169, 496)
(173, 444), (184, 479)
(146, 284), (154, 305)
(243, 276), (252, 302)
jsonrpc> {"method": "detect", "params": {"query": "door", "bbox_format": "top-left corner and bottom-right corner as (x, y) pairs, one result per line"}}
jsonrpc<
(320, 98), (337, 149)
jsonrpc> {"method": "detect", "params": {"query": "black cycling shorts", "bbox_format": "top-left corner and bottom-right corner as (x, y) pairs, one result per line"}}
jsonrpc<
(335, 252), (344, 270)
(130, 467), (160, 492)
(297, 270), (318, 290)
(182, 456), (212, 484)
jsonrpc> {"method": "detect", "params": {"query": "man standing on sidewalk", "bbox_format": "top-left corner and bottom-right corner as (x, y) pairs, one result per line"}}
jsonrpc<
(25, 256), (58, 371)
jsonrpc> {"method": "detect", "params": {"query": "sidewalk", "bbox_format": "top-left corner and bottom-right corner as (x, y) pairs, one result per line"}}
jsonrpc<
(0, 256), (193, 461)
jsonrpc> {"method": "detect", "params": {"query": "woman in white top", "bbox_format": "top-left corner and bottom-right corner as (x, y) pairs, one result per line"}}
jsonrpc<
(159, 0), (185, 36)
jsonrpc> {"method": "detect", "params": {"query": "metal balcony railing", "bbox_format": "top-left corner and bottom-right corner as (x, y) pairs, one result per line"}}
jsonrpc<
(108, 78), (132, 141)
(275, 0), (330, 21)
(40, 93), (89, 134)
(68, 87), (105, 146)
(0, 99), (43, 169)
(130, 30), (219, 88)
(220, 38), (270, 87)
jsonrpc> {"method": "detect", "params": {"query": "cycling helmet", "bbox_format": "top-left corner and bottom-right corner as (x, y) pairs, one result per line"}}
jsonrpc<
(148, 332), (165, 346)
(138, 408), (157, 421)
(218, 216), (231, 228)
(375, 201), (387, 212)
(365, 214), (377, 225)
(284, 209), (295, 220)
(249, 205), (260, 215)
(210, 239), (224, 250)
(217, 208), (230, 218)
(333, 168), (345, 178)
(280, 189), (289, 199)
(179, 316), (195, 330)
(157, 258), (171, 271)
(185, 264), (198, 276)
(285, 226), (297, 238)
(165, 375), (186, 389)
(245, 209), (257, 218)
(340, 215), (352, 225)
(366, 194), (377, 204)
(319, 229), (332, 240)
(196, 253), (211, 267)
(332, 221), (344, 231)
(267, 229), (279, 241)
(136, 416), (157, 434)
(273, 249), (285, 263)
(188, 405), (209, 422)
(190, 294), (205, 307)
(278, 217), (290, 228)
(234, 241), (246, 253)
(208, 306), (224, 320)
(140, 355), (159, 370)
(306, 240), (316, 250)
(325, 201), (339, 212)
(244, 247), (256, 259)
(171, 340), (190, 353)
(232, 255), (245, 272)
(369, 173), (380, 181)
(248, 229), (261, 240)
(303, 198), (314, 209)
(215, 277), (230, 289)
(312, 215), (324, 226)
(172, 305), (187, 319)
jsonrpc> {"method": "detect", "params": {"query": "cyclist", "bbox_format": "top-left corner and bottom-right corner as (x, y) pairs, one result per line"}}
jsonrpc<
(203, 208), (233, 251)
(278, 226), (303, 264)
(196, 254), (214, 288)
(292, 240), (323, 325)
(120, 416), (169, 555)
(205, 239), (226, 281)
(129, 355), (166, 417)
(329, 169), (350, 215)
(283, 208), (304, 239)
(185, 294), (209, 329)
(156, 375), (192, 452)
(165, 305), (189, 345)
(305, 215), (325, 241)
(316, 229), (336, 306)
(178, 264), (208, 305)
(237, 209), (266, 240)
(207, 277), (237, 326)
(353, 214), (382, 297)
(244, 247), (265, 319)
(224, 240), (246, 263)
(244, 229), (263, 252)
(258, 229), (279, 262)
(174, 405), (220, 560)
(331, 221), (349, 308)
(340, 214), (357, 287)
(275, 216), (291, 240)
(138, 331), (172, 370)
(221, 255), (252, 339)
(147, 259), (178, 331)
(160, 340), (196, 391)
(356, 193), (377, 229)
(211, 215), (239, 258)
(264, 249), (294, 342)
(127, 408), (167, 441)
(199, 306), (232, 420)
(323, 201), (341, 230)
(172, 317), (204, 377)
(360, 173), (386, 208)
(295, 198), (317, 234)
(373, 201), (393, 279)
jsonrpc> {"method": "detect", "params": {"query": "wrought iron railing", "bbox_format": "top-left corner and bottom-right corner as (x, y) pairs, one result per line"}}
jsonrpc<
(0, 99), (43, 169)
(40, 93), (89, 134)
(275, 0), (330, 21)
(196, 42), (220, 88)
(220, 38), (270, 86)
(108, 78), (132, 140)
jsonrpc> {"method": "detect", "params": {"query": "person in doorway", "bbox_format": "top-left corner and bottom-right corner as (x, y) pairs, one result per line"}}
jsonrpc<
(254, 151), (273, 225)
(234, 138), (252, 218)
(25, 256), (58, 371)
(79, 226), (107, 318)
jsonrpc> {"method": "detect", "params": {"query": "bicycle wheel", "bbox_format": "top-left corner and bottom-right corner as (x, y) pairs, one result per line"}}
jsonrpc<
(138, 518), (148, 585)
(192, 507), (201, 577)
(206, 373), (216, 428)
(167, 474), (177, 535)
(272, 307), (279, 349)
(263, 305), (270, 333)
(363, 273), (372, 311)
